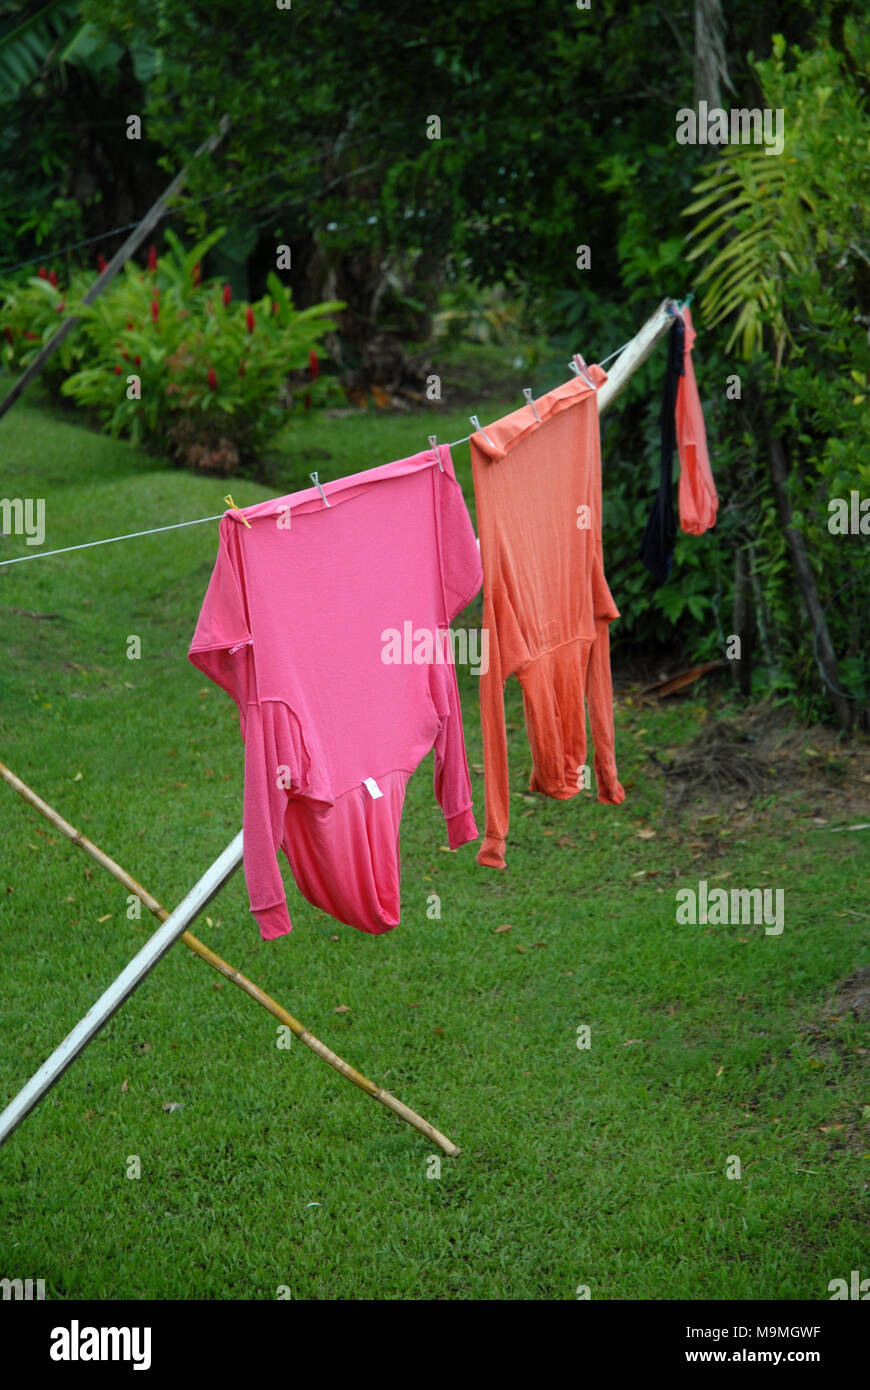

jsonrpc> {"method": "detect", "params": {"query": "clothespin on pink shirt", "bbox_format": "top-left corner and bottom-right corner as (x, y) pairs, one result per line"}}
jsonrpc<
(309, 472), (331, 508)
(223, 494), (252, 529)
(428, 435), (445, 472)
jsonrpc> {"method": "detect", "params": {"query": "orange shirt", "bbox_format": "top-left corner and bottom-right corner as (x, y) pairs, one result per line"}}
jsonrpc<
(470, 366), (624, 870)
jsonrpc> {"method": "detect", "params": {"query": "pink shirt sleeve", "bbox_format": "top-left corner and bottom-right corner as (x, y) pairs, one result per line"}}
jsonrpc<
(189, 517), (293, 940)
(240, 704), (294, 940)
(432, 448), (484, 848)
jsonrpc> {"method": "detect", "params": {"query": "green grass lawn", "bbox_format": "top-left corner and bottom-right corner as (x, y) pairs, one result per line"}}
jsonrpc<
(0, 385), (868, 1300)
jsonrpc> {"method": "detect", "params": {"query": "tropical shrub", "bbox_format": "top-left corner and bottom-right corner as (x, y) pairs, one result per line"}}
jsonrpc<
(0, 263), (90, 388)
(683, 35), (870, 725)
(1, 228), (344, 474)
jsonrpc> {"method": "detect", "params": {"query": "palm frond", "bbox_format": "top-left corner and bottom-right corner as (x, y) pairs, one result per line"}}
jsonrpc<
(0, 0), (84, 100)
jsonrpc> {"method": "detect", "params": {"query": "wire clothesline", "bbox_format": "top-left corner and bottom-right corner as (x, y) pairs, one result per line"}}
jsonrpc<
(0, 301), (681, 569)
(0, 513), (226, 567)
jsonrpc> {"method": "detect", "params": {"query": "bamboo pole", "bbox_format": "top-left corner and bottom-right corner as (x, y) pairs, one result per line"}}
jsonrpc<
(0, 760), (460, 1156)
(596, 298), (680, 414)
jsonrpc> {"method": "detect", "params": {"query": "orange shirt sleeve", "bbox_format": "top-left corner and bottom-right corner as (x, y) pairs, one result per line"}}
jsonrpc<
(676, 307), (718, 536)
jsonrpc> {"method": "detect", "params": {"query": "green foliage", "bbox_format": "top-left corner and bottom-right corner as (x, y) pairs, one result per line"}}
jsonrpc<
(601, 437), (725, 662)
(0, 263), (89, 385)
(682, 35), (870, 724)
(432, 278), (529, 346)
(1, 230), (343, 473)
(0, 0), (85, 100)
(0, 2), (159, 273)
(684, 42), (869, 369)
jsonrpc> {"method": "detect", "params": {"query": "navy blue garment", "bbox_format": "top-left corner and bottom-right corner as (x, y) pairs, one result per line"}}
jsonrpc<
(639, 316), (685, 584)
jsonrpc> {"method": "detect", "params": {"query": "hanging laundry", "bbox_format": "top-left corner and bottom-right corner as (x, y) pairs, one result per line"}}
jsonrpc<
(639, 314), (683, 584)
(189, 446), (482, 940)
(640, 306), (717, 582)
(470, 366), (625, 871)
(676, 306), (718, 536)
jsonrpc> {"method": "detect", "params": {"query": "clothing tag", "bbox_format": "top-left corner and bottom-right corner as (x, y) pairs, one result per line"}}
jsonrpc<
(363, 777), (383, 799)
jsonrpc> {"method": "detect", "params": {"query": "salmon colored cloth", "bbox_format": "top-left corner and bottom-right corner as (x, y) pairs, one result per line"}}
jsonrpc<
(470, 364), (624, 870)
(677, 307), (717, 535)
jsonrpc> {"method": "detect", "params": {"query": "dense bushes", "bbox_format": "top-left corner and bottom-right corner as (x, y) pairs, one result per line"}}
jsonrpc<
(0, 229), (343, 474)
(680, 39), (870, 726)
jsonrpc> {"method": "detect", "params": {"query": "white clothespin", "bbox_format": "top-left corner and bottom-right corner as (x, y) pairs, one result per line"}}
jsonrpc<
(428, 434), (445, 472)
(522, 388), (541, 423)
(469, 415), (496, 447)
(309, 472), (331, 508)
(569, 354), (597, 389)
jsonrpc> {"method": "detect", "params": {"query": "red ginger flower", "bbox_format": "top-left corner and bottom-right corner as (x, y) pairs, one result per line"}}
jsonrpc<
(222, 284), (232, 307)
(207, 366), (218, 390)
(309, 349), (319, 380)
(97, 253), (108, 272)
(245, 306), (255, 333)
(147, 245), (157, 271)
(48, 269), (58, 287)
(38, 267), (47, 279)
(150, 300), (159, 323)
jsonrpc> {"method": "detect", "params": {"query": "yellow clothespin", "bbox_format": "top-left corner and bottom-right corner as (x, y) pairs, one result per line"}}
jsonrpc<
(223, 494), (252, 529)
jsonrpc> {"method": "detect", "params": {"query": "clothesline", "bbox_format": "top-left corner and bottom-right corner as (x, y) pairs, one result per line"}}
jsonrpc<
(0, 406), (579, 569)
(0, 512), (226, 567)
(0, 299), (682, 569)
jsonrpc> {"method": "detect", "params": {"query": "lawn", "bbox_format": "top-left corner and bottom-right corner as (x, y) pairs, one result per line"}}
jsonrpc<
(0, 382), (868, 1300)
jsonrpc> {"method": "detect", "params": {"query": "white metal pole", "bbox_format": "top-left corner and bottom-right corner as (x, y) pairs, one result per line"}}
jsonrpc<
(0, 831), (243, 1149)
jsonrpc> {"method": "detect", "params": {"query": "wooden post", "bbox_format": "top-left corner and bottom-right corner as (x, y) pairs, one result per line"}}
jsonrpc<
(596, 299), (680, 414)
(0, 114), (231, 423)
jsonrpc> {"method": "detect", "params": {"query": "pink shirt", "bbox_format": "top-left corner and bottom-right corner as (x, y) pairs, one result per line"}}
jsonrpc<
(189, 446), (482, 940)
